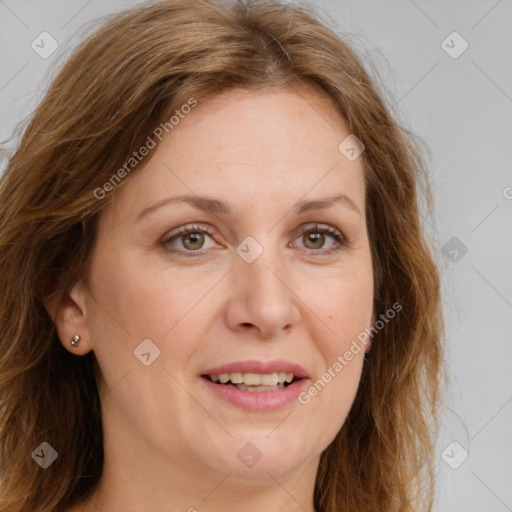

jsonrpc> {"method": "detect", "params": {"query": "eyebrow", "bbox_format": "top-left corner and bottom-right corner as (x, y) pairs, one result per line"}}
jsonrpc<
(136, 193), (362, 221)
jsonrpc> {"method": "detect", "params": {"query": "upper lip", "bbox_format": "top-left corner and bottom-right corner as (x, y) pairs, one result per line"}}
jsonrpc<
(202, 360), (309, 379)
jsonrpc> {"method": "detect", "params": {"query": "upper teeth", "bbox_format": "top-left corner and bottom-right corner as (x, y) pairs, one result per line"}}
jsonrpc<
(209, 372), (295, 385)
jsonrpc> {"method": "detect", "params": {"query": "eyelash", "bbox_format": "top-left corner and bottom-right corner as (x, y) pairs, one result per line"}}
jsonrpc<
(161, 223), (350, 257)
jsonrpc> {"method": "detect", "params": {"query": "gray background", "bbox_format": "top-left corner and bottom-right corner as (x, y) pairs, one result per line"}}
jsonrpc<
(1, 1), (511, 510)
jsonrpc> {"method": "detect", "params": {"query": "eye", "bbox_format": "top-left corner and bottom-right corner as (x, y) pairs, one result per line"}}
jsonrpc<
(293, 224), (349, 254)
(161, 224), (218, 254)
(161, 222), (349, 257)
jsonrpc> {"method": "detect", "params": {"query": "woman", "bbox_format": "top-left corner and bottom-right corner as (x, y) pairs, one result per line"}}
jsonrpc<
(0, 1), (444, 511)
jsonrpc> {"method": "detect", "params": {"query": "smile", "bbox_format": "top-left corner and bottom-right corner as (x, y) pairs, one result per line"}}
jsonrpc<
(200, 361), (309, 411)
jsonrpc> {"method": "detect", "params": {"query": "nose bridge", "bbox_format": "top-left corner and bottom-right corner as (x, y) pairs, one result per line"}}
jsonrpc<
(242, 244), (286, 297)
(239, 236), (287, 299)
(228, 235), (300, 337)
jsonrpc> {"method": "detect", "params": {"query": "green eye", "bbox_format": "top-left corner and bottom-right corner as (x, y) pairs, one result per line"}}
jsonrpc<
(303, 232), (325, 250)
(162, 224), (216, 254)
(295, 224), (348, 254)
(181, 232), (205, 250)
(162, 222), (349, 257)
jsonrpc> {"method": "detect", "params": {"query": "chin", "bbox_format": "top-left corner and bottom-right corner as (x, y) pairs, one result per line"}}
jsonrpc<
(207, 429), (314, 481)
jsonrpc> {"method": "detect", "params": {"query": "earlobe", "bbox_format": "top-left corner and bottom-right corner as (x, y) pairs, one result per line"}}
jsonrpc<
(43, 281), (92, 355)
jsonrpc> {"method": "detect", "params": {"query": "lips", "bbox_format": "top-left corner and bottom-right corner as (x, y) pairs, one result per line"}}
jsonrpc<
(199, 360), (309, 411)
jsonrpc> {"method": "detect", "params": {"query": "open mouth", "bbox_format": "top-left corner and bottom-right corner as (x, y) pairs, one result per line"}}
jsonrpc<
(202, 372), (301, 392)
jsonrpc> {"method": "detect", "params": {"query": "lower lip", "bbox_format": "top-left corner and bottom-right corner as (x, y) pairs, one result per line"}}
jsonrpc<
(200, 376), (309, 411)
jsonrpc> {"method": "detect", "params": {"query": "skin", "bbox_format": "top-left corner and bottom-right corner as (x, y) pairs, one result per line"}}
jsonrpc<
(48, 85), (374, 512)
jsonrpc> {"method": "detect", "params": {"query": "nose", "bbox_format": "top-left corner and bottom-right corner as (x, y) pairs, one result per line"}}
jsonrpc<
(224, 244), (301, 339)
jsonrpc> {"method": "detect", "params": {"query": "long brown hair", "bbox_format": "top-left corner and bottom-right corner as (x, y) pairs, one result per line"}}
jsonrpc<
(0, 1), (444, 510)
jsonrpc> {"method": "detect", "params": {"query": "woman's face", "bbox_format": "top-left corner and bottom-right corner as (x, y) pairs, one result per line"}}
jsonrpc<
(70, 87), (374, 484)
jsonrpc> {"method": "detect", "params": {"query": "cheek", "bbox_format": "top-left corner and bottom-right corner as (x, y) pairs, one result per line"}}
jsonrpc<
(89, 247), (212, 336)
(298, 263), (372, 423)
(85, 254), (210, 432)
(86, 249), (220, 383)
(310, 262), (374, 350)
(302, 350), (365, 453)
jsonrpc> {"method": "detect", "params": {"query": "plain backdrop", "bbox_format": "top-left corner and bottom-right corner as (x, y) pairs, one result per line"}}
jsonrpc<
(1, 1), (511, 511)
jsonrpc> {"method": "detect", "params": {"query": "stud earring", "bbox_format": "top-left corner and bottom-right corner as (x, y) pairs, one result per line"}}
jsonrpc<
(70, 334), (81, 347)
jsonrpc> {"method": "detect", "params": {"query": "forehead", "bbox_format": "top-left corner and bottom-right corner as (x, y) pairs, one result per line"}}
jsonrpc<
(109, 86), (365, 222)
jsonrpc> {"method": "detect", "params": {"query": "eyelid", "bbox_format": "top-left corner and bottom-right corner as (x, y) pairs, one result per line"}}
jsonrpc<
(161, 223), (216, 243)
(160, 223), (220, 253)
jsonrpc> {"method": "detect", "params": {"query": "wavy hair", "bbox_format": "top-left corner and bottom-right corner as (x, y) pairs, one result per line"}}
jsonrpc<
(0, 1), (444, 510)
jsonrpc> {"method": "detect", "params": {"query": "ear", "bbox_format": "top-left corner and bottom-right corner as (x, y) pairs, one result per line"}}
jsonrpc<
(43, 280), (92, 356)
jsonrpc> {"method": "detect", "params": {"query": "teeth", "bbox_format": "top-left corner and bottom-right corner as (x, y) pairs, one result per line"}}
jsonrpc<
(260, 373), (278, 385)
(244, 373), (262, 385)
(208, 372), (297, 386)
(230, 372), (243, 384)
